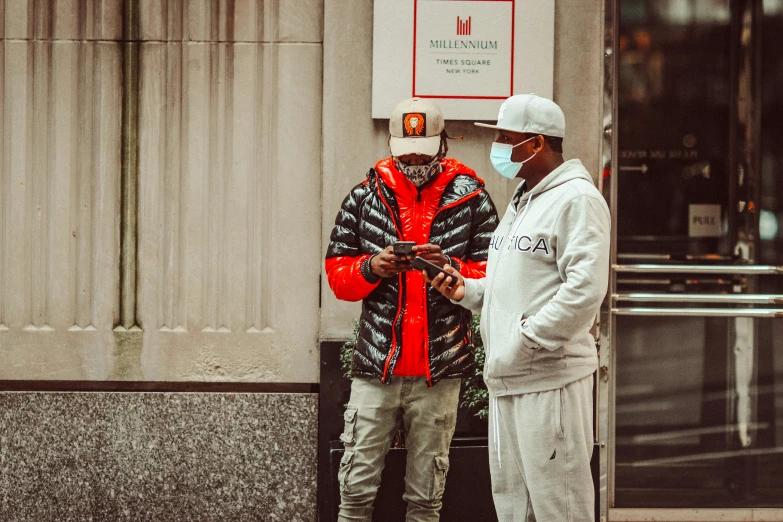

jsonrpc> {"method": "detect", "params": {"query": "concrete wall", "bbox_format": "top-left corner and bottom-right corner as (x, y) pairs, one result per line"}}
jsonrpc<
(0, 2), (323, 519)
(0, 0), (323, 383)
(320, 0), (605, 340)
(0, 0), (123, 378)
(134, 0), (323, 383)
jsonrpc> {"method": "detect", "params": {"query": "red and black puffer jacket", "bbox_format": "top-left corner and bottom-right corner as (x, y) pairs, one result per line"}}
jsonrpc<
(325, 158), (498, 385)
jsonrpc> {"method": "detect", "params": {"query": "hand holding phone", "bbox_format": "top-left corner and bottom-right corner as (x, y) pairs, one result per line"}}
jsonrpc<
(412, 257), (454, 287)
(371, 245), (412, 278)
(421, 261), (466, 301)
(393, 241), (416, 257)
(412, 243), (449, 269)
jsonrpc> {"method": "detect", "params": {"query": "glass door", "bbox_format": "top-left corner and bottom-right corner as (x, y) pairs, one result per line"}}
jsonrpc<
(602, 0), (783, 519)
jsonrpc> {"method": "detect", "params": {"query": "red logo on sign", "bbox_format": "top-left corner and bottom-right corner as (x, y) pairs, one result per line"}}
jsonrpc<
(457, 16), (472, 36)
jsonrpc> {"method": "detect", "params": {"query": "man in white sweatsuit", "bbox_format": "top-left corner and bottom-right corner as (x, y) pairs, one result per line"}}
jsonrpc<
(427, 94), (610, 522)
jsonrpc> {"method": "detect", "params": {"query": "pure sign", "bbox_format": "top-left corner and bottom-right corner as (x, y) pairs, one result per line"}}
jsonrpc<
(688, 204), (722, 238)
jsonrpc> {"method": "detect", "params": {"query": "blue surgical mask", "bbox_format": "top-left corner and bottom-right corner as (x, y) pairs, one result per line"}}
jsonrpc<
(490, 137), (538, 179)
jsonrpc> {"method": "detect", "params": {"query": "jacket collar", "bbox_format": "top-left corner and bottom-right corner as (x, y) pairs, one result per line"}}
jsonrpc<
(373, 157), (482, 202)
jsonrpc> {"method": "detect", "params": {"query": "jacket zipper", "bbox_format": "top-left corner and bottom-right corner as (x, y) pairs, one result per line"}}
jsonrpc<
(374, 175), (405, 383)
(375, 175), (404, 237)
(382, 273), (405, 383)
(423, 286), (433, 386)
(414, 191), (434, 386)
(423, 187), (483, 385)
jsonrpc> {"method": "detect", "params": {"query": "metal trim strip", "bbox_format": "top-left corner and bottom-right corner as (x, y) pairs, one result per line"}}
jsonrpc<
(614, 264), (783, 275)
(608, 508), (783, 522)
(612, 307), (783, 318)
(613, 293), (783, 304)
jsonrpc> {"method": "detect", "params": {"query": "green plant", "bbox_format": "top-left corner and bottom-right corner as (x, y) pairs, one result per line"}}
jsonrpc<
(340, 314), (489, 419)
(461, 313), (489, 419)
(340, 320), (360, 380)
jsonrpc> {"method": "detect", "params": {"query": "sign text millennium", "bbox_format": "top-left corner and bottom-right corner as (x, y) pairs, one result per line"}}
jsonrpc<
(429, 39), (498, 50)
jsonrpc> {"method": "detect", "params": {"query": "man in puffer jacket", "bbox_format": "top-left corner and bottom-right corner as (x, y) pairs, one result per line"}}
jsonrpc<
(326, 97), (498, 522)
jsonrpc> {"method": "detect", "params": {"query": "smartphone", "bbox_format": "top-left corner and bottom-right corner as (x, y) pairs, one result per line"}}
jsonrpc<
(412, 257), (455, 287)
(393, 241), (416, 256)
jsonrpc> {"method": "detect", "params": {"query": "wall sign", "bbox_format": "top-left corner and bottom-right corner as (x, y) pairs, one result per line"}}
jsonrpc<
(372, 0), (555, 121)
(689, 204), (722, 238)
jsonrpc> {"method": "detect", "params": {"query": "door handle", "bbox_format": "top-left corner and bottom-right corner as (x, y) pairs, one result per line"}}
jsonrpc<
(619, 164), (648, 173)
(613, 294), (783, 305)
(617, 253), (672, 261)
(614, 264), (783, 275)
(612, 307), (783, 318)
(685, 254), (734, 262)
(617, 254), (734, 262)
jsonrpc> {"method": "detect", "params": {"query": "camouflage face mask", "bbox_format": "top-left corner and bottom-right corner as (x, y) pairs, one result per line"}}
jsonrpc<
(394, 155), (442, 187)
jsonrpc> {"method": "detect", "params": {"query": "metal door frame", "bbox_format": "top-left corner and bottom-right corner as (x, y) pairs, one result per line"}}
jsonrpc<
(597, 1), (783, 520)
(597, 1), (618, 519)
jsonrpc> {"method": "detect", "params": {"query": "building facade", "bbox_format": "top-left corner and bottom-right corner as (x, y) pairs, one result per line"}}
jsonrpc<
(6, 1), (781, 521)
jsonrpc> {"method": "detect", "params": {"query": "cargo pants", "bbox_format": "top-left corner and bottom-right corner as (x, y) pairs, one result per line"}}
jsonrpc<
(337, 376), (461, 522)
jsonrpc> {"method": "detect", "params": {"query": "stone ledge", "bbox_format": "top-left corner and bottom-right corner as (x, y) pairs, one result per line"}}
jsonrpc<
(0, 392), (317, 522)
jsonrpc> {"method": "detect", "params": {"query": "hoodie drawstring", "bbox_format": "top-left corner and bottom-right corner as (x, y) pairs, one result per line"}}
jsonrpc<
(508, 190), (534, 241)
(519, 190), (533, 222)
(489, 193), (531, 473)
(493, 396), (502, 469)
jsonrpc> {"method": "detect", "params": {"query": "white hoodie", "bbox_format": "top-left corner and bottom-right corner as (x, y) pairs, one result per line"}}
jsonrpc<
(458, 159), (610, 397)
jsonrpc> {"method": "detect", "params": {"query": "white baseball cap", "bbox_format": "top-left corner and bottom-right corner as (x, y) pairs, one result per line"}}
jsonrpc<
(389, 98), (444, 157)
(475, 94), (566, 138)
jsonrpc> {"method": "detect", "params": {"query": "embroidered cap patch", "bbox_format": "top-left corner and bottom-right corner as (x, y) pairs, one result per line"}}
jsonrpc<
(403, 113), (426, 137)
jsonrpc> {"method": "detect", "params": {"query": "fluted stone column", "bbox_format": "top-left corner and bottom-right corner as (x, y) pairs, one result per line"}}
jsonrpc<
(0, 1), (323, 520)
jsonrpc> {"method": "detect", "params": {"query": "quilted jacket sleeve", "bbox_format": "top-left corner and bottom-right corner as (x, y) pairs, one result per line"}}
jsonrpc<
(449, 189), (498, 279)
(325, 183), (381, 302)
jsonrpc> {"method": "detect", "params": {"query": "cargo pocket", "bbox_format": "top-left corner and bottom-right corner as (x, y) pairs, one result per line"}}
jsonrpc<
(436, 413), (457, 433)
(430, 455), (450, 500)
(340, 407), (358, 445)
(338, 451), (355, 494)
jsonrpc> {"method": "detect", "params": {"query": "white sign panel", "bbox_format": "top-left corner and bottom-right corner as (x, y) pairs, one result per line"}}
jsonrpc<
(414, 2), (512, 98)
(688, 204), (722, 238)
(372, 0), (554, 121)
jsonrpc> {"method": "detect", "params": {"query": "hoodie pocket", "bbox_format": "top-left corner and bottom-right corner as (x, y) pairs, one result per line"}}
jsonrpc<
(485, 306), (534, 379)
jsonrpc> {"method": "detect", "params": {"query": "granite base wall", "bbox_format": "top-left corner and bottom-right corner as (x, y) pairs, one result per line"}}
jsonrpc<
(0, 392), (317, 522)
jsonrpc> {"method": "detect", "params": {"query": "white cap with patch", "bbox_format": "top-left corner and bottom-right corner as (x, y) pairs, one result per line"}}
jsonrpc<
(475, 94), (566, 138)
(389, 98), (444, 157)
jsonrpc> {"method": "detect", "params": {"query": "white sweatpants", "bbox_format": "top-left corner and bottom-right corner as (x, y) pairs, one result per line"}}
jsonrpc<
(489, 375), (595, 522)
